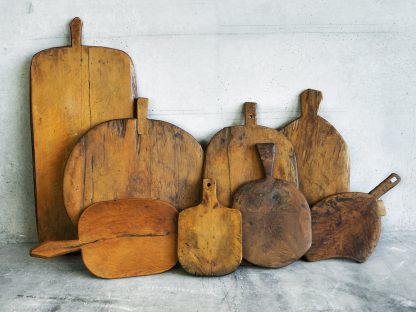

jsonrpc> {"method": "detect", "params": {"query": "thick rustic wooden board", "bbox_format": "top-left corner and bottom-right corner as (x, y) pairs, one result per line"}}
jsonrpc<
(64, 98), (203, 225)
(31, 17), (137, 242)
(233, 143), (311, 268)
(281, 89), (349, 206)
(204, 102), (298, 207)
(30, 199), (178, 278)
(178, 179), (242, 276)
(305, 173), (401, 262)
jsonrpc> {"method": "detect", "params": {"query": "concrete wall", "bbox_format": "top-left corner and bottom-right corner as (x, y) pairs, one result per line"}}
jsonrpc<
(0, 0), (414, 242)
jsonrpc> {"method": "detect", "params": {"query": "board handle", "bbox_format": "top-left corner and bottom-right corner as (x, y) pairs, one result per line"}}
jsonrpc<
(136, 97), (149, 135)
(244, 102), (257, 126)
(301, 89), (322, 117)
(70, 17), (82, 47)
(30, 240), (82, 259)
(256, 143), (275, 178)
(369, 173), (401, 199)
(201, 178), (219, 207)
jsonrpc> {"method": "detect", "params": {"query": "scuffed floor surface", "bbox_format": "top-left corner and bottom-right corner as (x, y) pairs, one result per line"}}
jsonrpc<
(0, 233), (415, 312)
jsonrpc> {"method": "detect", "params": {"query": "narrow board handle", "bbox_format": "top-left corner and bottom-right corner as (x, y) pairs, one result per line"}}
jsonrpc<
(202, 178), (219, 207)
(256, 143), (275, 178)
(136, 97), (149, 135)
(369, 173), (401, 199)
(70, 17), (82, 47)
(301, 89), (322, 117)
(244, 102), (257, 126)
(30, 240), (82, 258)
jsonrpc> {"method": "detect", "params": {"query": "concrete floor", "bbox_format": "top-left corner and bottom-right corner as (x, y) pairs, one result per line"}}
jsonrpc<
(1, 233), (415, 312)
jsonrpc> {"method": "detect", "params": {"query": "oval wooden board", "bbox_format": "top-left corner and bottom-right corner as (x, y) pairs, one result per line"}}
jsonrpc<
(178, 179), (242, 276)
(64, 98), (203, 225)
(281, 89), (349, 205)
(31, 198), (178, 278)
(305, 173), (401, 262)
(31, 18), (137, 241)
(204, 102), (298, 207)
(233, 143), (311, 268)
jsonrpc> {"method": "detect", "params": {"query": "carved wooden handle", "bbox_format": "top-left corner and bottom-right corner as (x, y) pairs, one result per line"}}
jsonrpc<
(369, 173), (401, 199)
(30, 240), (82, 258)
(70, 17), (82, 47)
(201, 178), (219, 207)
(244, 102), (257, 127)
(301, 89), (322, 117)
(256, 143), (275, 178)
(136, 97), (149, 135)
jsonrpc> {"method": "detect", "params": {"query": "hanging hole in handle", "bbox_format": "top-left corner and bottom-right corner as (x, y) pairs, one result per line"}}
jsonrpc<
(249, 114), (253, 119)
(390, 176), (398, 183)
(207, 183), (212, 187)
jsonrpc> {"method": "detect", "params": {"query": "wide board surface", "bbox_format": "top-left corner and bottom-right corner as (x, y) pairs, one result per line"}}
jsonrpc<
(305, 173), (401, 262)
(31, 17), (137, 242)
(31, 198), (178, 278)
(233, 143), (311, 268)
(178, 179), (242, 276)
(204, 102), (298, 207)
(281, 89), (349, 205)
(64, 98), (204, 224)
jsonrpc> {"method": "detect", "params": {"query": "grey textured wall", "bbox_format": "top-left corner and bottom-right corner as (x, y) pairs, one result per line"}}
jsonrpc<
(0, 0), (414, 242)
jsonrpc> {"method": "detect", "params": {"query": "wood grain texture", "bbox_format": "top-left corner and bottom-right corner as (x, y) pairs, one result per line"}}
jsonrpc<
(30, 199), (178, 278)
(64, 98), (203, 225)
(233, 143), (311, 268)
(305, 173), (401, 262)
(281, 89), (349, 205)
(204, 102), (298, 207)
(178, 179), (242, 276)
(31, 17), (137, 242)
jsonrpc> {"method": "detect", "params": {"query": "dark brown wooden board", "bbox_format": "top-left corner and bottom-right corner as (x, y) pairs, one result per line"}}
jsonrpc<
(178, 179), (242, 276)
(204, 102), (298, 208)
(305, 173), (401, 262)
(31, 17), (137, 242)
(233, 143), (311, 268)
(281, 89), (349, 206)
(63, 98), (204, 225)
(30, 199), (178, 278)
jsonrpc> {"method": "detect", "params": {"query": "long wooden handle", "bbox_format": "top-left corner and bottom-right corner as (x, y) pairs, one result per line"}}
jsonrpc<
(301, 89), (322, 117)
(70, 17), (82, 47)
(256, 143), (275, 178)
(201, 178), (219, 207)
(30, 240), (82, 259)
(136, 97), (149, 135)
(369, 173), (401, 199)
(244, 102), (257, 126)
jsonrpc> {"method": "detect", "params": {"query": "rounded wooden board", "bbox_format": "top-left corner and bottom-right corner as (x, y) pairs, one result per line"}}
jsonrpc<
(79, 198), (178, 278)
(178, 179), (242, 276)
(204, 103), (298, 207)
(64, 113), (203, 225)
(305, 193), (381, 263)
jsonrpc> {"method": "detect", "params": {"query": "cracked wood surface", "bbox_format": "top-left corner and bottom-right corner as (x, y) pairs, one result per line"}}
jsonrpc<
(63, 98), (203, 225)
(204, 102), (298, 208)
(30, 17), (137, 242)
(281, 89), (349, 206)
(305, 173), (401, 262)
(30, 198), (178, 278)
(233, 143), (311, 268)
(178, 179), (242, 276)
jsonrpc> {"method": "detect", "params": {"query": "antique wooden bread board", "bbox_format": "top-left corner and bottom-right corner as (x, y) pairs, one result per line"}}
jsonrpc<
(64, 98), (203, 225)
(281, 89), (349, 205)
(204, 102), (298, 207)
(305, 173), (401, 262)
(178, 179), (242, 276)
(31, 199), (178, 278)
(31, 17), (137, 241)
(233, 143), (311, 268)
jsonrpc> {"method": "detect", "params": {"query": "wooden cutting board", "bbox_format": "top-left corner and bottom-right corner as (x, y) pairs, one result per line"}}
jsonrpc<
(178, 179), (242, 276)
(30, 199), (178, 278)
(281, 89), (349, 205)
(64, 98), (203, 225)
(305, 173), (401, 262)
(233, 143), (311, 268)
(31, 17), (137, 242)
(204, 102), (298, 207)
